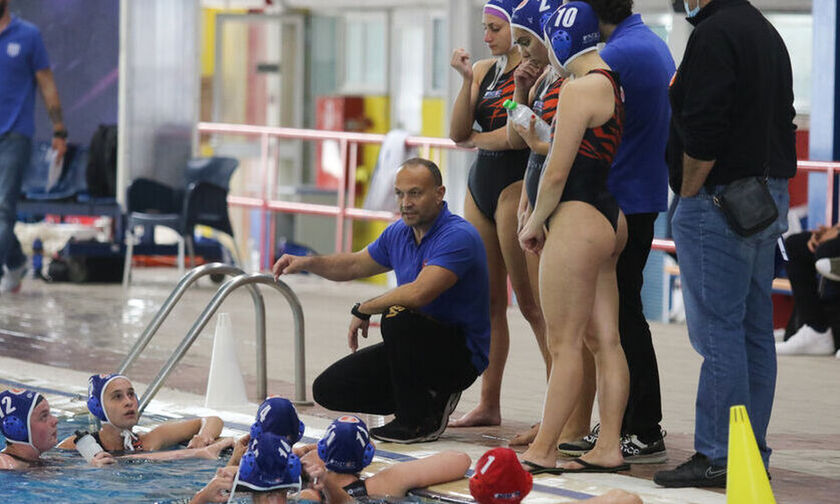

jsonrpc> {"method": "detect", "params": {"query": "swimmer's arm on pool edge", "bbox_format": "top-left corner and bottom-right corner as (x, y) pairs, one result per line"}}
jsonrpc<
(142, 416), (223, 451)
(273, 249), (389, 282)
(365, 450), (471, 497)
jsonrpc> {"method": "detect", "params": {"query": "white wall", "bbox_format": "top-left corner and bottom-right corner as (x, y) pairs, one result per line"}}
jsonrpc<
(117, 0), (200, 203)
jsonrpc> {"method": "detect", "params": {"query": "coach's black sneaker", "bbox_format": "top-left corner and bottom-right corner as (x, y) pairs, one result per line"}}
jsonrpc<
(653, 452), (726, 488)
(621, 430), (668, 464)
(370, 418), (439, 444)
(428, 390), (461, 440)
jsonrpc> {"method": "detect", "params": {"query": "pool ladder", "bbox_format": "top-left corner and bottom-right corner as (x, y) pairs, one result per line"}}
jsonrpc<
(116, 263), (310, 415)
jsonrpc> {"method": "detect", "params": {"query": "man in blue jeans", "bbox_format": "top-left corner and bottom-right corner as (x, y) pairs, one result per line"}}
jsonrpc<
(654, 0), (796, 489)
(0, 0), (67, 294)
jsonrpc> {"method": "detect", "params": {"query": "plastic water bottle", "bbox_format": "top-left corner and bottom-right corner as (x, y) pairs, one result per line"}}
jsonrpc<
(32, 238), (44, 279)
(74, 430), (104, 463)
(503, 99), (551, 142)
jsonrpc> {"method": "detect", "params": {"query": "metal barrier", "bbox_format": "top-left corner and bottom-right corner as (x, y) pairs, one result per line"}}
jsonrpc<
(199, 122), (839, 262)
(118, 263), (265, 395)
(118, 264), (307, 414)
(199, 122), (470, 266)
(137, 273), (306, 414)
(651, 163), (838, 254)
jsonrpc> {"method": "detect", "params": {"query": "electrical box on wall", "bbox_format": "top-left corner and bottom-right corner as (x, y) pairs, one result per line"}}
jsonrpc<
(314, 96), (367, 190)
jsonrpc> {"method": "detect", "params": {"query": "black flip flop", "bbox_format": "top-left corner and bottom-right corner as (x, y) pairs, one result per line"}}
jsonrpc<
(521, 459), (564, 475)
(560, 458), (630, 473)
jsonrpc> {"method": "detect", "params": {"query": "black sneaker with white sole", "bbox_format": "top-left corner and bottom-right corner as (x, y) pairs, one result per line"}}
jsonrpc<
(557, 423), (598, 456)
(653, 452), (726, 488)
(431, 390), (461, 438)
(620, 431), (668, 464)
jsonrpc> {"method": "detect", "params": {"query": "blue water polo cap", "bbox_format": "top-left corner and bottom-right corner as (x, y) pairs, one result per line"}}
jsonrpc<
(485, 0), (520, 23)
(511, 0), (563, 40)
(237, 432), (302, 492)
(543, 1), (601, 69)
(249, 397), (304, 443)
(87, 373), (128, 424)
(0, 389), (42, 448)
(317, 415), (375, 474)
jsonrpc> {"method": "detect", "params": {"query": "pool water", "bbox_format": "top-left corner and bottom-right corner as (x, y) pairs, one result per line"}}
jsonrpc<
(2, 415), (448, 504)
(1, 414), (246, 504)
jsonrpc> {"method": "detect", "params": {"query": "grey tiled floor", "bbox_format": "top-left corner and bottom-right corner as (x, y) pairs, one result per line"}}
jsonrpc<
(1, 268), (838, 502)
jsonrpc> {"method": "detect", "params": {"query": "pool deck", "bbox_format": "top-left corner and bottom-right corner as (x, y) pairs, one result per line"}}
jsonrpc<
(1, 269), (839, 503)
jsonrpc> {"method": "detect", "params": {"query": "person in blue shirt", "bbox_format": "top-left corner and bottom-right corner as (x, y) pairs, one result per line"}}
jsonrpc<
(566, 0), (676, 464)
(0, 1), (68, 295)
(272, 158), (490, 444)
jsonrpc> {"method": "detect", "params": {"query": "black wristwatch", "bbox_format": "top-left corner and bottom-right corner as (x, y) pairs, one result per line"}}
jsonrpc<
(53, 129), (68, 139)
(351, 302), (371, 321)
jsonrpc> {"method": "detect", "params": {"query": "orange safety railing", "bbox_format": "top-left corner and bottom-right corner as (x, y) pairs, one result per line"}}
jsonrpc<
(198, 122), (838, 264)
(199, 122), (471, 268)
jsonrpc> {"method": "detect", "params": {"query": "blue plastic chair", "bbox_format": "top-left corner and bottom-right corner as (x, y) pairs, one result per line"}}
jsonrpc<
(122, 157), (240, 286)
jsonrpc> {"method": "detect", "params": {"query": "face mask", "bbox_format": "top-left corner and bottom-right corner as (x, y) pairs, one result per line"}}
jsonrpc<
(683, 0), (701, 18)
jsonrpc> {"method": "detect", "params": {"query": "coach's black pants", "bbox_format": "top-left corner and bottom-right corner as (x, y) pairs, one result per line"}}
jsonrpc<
(618, 212), (664, 441)
(313, 307), (479, 425)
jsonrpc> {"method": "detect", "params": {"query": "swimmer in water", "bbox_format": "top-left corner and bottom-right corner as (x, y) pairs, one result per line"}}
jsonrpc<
(192, 396), (305, 504)
(297, 415), (471, 504)
(1, 388), (114, 469)
(58, 374), (231, 460)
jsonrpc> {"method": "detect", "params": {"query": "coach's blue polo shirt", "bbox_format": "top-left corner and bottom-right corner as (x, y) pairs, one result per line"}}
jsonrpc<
(367, 202), (490, 373)
(601, 14), (676, 214)
(0, 16), (51, 138)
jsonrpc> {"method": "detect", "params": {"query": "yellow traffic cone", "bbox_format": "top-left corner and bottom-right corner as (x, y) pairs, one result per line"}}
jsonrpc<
(727, 405), (776, 504)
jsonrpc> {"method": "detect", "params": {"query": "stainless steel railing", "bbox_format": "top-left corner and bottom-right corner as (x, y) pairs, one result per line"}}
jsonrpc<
(117, 264), (308, 414)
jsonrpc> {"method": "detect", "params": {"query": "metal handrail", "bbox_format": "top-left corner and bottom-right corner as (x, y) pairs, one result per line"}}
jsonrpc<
(117, 263), (268, 402)
(138, 273), (307, 415)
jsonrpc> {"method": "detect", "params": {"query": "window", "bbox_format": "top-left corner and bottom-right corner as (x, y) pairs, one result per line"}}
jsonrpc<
(766, 14), (812, 115)
(428, 16), (447, 95)
(341, 12), (388, 93)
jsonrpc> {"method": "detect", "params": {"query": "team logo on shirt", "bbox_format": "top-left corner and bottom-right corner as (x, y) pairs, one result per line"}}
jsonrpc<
(6, 43), (21, 58)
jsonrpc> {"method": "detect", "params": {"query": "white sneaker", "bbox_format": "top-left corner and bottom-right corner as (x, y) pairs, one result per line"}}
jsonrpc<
(815, 257), (840, 282)
(776, 325), (834, 356)
(0, 263), (27, 294)
(836, 348), (840, 359)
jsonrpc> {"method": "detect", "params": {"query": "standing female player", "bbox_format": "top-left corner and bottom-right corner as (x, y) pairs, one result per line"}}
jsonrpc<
(518, 2), (630, 474)
(448, 0), (544, 429)
(504, 0), (597, 449)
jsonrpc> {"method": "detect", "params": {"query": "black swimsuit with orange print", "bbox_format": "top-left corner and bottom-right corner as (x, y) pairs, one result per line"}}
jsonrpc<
(467, 61), (530, 222)
(524, 73), (564, 208)
(557, 69), (624, 231)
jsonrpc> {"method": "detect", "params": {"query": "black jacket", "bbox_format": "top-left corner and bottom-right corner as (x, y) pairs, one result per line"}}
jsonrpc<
(667, 0), (797, 193)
